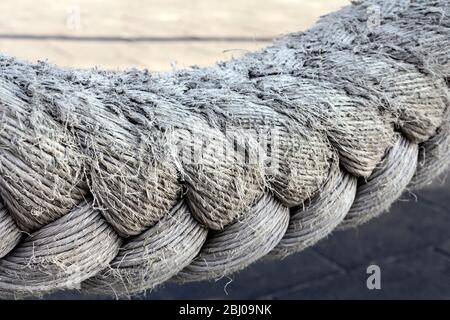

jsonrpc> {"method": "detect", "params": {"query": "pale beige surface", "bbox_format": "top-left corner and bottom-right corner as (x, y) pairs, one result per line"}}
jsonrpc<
(0, 0), (349, 71)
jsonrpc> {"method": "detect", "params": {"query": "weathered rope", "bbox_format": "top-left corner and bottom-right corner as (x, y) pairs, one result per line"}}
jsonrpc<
(0, 0), (449, 298)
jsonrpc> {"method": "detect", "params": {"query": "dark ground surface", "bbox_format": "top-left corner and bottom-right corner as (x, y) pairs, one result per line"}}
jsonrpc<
(49, 172), (450, 300)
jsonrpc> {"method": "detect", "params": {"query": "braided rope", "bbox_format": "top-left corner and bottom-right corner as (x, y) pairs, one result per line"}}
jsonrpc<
(0, 0), (449, 298)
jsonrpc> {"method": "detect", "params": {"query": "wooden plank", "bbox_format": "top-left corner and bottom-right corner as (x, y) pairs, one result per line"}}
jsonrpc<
(0, 0), (349, 70)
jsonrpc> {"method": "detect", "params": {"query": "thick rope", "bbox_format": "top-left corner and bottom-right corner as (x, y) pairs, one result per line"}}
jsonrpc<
(0, 0), (449, 298)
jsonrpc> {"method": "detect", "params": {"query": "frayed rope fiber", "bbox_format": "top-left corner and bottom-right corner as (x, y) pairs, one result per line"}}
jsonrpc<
(0, 0), (449, 298)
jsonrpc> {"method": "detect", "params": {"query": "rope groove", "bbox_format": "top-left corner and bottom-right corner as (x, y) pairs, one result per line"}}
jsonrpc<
(0, 0), (449, 298)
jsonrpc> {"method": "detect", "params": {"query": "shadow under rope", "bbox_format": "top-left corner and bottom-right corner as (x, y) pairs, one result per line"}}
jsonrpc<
(0, 34), (275, 42)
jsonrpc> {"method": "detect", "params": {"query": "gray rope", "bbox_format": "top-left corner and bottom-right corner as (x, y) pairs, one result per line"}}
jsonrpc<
(0, 0), (449, 298)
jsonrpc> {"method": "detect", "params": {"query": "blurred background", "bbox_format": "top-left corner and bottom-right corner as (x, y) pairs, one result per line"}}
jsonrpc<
(0, 0), (346, 70)
(1, 0), (449, 299)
